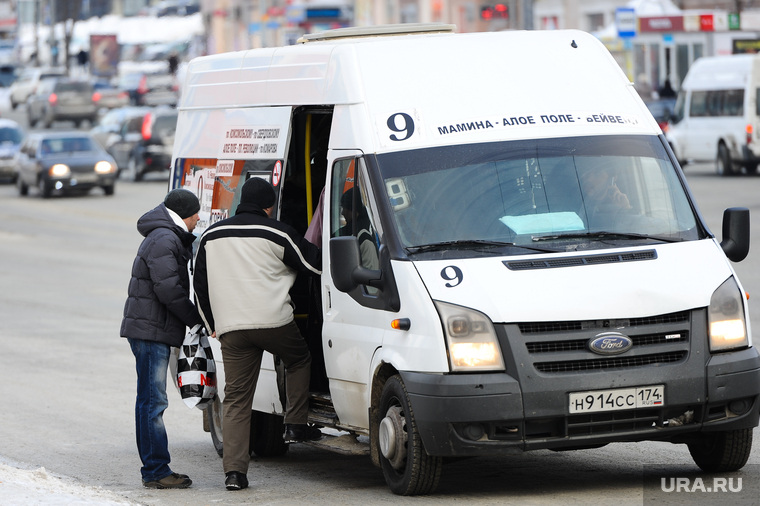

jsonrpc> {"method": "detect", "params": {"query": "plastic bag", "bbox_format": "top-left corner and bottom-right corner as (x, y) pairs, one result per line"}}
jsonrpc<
(176, 324), (217, 409)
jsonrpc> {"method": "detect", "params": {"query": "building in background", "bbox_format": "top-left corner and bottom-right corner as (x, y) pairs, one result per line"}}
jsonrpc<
(9, 0), (760, 96)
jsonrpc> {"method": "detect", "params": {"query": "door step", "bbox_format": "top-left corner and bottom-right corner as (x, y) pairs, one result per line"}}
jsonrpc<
(302, 429), (370, 456)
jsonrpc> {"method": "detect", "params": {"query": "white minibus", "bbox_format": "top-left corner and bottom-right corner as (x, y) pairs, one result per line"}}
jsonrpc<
(667, 53), (760, 175)
(170, 25), (758, 495)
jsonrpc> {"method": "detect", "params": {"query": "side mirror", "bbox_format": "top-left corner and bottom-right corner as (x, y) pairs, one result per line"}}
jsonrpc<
(330, 236), (382, 292)
(720, 207), (750, 262)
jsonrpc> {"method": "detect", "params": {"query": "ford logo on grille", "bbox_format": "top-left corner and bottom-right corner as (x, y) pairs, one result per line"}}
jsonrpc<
(588, 332), (633, 355)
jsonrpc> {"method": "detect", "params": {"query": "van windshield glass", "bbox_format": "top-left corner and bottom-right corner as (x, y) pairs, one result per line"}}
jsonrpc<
(377, 135), (700, 254)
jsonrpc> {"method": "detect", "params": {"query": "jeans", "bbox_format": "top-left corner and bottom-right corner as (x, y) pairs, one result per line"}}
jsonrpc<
(128, 338), (173, 482)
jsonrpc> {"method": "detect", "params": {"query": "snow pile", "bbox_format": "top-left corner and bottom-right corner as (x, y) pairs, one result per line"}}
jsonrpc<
(0, 462), (136, 505)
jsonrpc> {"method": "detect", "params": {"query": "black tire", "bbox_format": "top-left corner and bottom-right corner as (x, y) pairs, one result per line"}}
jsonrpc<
(250, 411), (288, 457)
(128, 157), (143, 182)
(688, 428), (753, 472)
(17, 175), (28, 196)
(207, 395), (224, 457)
(377, 375), (442, 495)
(103, 184), (115, 196)
(717, 144), (735, 176)
(38, 177), (52, 198)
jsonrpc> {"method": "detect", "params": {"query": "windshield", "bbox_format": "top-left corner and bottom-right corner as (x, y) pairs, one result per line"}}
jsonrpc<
(41, 137), (96, 154)
(378, 135), (701, 255)
(0, 126), (22, 144)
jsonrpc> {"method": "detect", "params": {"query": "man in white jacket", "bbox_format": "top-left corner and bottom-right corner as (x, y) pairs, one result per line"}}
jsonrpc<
(193, 177), (322, 491)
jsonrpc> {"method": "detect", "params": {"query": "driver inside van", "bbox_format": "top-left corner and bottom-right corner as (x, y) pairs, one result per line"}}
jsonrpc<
(578, 164), (631, 220)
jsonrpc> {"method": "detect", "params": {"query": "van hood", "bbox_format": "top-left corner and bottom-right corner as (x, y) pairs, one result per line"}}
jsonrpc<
(412, 240), (733, 323)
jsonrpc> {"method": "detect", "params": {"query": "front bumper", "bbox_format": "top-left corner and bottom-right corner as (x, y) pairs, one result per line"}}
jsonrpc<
(401, 346), (760, 457)
(49, 173), (116, 191)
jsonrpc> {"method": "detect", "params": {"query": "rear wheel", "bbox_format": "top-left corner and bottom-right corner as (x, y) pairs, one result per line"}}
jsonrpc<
(717, 143), (735, 176)
(688, 428), (753, 472)
(17, 175), (28, 196)
(128, 157), (143, 182)
(377, 375), (442, 495)
(250, 411), (288, 457)
(207, 395), (224, 457)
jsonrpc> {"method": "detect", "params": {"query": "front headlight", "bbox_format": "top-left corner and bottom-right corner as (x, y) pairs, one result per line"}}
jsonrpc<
(434, 300), (505, 372)
(95, 161), (115, 174)
(49, 164), (70, 177)
(708, 277), (748, 352)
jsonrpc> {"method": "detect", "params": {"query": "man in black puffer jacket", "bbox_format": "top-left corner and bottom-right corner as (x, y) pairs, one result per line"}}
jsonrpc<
(121, 188), (204, 490)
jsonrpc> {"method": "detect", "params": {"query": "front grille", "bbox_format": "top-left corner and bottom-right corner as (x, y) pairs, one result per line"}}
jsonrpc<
(519, 311), (689, 334)
(526, 331), (689, 353)
(535, 351), (687, 373)
(505, 310), (693, 375)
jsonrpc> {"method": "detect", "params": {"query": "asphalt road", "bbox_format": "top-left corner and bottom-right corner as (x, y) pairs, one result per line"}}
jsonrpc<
(1, 161), (759, 505)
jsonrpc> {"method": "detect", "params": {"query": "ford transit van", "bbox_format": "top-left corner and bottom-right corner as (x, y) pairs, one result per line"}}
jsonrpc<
(170, 25), (758, 495)
(667, 53), (760, 176)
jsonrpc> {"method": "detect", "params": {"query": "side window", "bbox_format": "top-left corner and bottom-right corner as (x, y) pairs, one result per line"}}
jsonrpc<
(690, 91), (707, 117)
(331, 157), (381, 292)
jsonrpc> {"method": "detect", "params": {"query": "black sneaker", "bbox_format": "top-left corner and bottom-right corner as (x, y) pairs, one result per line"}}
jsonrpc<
(225, 471), (249, 491)
(143, 472), (192, 489)
(283, 423), (323, 443)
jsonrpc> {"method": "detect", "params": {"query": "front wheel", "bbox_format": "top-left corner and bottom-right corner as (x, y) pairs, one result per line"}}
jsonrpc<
(377, 375), (442, 495)
(38, 177), (52, 198)
(688, 428), (753, 472)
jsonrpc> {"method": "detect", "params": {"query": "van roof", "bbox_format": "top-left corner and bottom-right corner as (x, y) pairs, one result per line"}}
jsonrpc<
(682, 54), (758, 90)
(179, 28), (658, 149)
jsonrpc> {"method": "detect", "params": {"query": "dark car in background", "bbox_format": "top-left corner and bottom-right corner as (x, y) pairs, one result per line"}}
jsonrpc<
(14, 131), (117, 198)
(26, 77), (98, 128)
(0, 64), (19, 88)
(105, 107), (177, 181)
(645, 97), (677, 131)
(0, 119), (24, 182)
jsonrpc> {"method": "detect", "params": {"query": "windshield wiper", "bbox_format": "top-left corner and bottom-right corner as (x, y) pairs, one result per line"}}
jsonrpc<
(406, 240), (556, 254)
(531, 231), (683, 243)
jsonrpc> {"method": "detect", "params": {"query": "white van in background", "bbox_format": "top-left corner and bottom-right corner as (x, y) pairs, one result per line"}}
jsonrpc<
(667, 53), (760, 176)
(170, 25), (758, 495)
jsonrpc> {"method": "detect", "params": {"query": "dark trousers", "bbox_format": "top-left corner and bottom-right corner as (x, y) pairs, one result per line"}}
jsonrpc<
(220, 320), (311, 473)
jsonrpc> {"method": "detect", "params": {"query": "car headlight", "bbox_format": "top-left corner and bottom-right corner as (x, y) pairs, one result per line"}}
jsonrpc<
(434, 300), (505, 372)
(49, 164), (70, 177)
(708, 277), (749, 352)
(95, 161), (115, 174)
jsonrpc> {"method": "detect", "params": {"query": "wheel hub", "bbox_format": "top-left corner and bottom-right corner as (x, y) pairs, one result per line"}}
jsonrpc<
(379, 405), (407, 470)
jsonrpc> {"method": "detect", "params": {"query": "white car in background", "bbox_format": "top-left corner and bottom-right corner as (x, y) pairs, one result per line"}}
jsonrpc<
(8, 66), (66, 110)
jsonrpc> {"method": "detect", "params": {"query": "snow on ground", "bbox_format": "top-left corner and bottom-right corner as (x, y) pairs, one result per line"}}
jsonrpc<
(0, 460), (137, 505)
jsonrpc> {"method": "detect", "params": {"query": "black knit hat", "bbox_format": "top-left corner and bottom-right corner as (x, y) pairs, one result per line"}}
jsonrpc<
(240, 177), (276, 209)
(164, 189), (200, 219)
